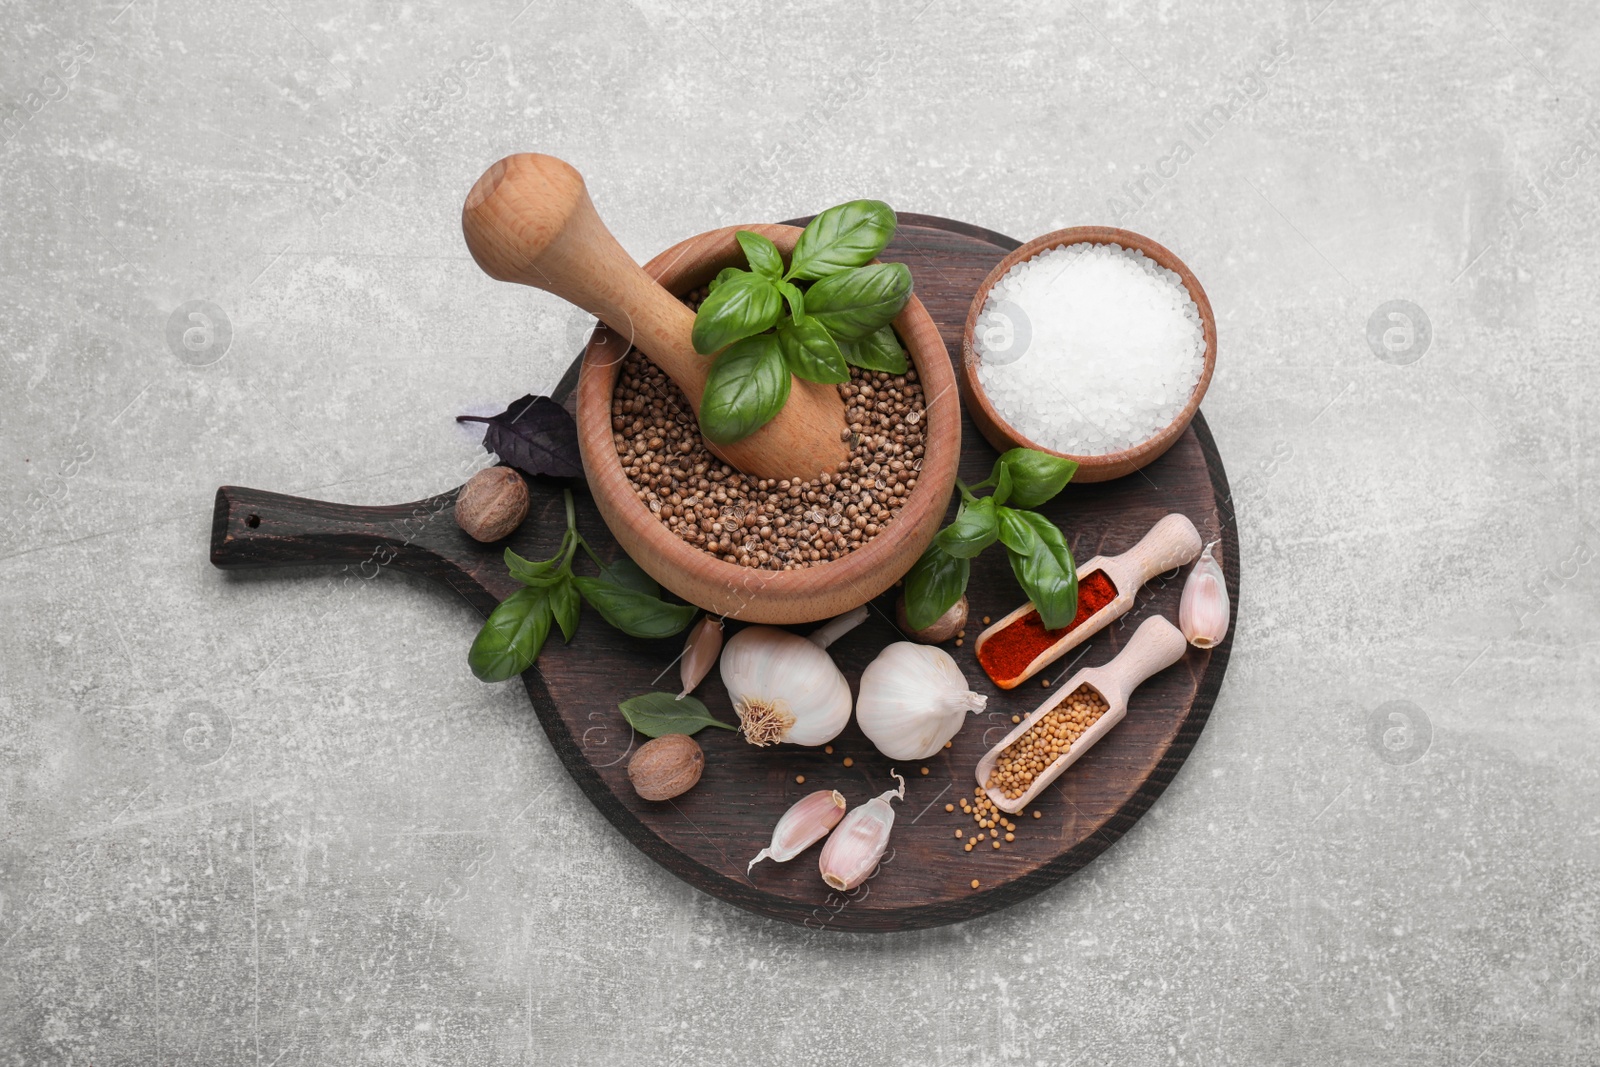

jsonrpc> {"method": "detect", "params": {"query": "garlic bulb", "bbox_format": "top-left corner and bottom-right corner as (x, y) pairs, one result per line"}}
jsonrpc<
(748, 790), (847, 872)
(720, 608), (864, 747)
(819, 771), (904, 891)
(677, 616), (723, 699)
(856, 642), (988, 760)
(1179, 540), (1230, 648)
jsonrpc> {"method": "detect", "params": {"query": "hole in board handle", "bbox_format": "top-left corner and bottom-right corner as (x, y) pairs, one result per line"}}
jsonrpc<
(245, 513), (260, 528)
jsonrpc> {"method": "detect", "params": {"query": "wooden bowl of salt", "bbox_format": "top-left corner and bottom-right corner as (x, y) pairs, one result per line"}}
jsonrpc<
(958, 226), (1217, 483)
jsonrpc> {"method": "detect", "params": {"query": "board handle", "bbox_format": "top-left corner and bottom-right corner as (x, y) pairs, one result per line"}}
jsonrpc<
(209, 484), (516, 612)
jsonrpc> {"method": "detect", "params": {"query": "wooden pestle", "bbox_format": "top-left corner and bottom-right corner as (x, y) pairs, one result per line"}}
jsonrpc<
(461, 154), (851, 482)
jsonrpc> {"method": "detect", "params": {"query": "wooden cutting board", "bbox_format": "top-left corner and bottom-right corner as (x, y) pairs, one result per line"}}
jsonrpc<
(209, 214), (1239, 931)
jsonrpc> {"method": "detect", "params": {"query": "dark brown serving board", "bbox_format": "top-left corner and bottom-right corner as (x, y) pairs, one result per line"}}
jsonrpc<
(210, 215), (1238, 931)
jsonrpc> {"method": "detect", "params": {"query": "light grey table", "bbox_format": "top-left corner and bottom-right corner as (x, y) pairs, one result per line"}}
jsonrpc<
(3, 2), (1595, 1063)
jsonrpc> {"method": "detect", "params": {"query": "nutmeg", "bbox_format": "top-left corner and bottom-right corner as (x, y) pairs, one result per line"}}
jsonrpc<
(895, 593), (968, 644)
(455, 466), (529, 542)
(627, 734), (704, 802)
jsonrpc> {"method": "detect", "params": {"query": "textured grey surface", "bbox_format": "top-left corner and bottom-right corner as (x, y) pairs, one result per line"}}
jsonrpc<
(2, 0), (1597, 1063)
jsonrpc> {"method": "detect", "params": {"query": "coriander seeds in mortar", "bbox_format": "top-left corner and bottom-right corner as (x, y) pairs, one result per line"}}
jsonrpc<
(611, 320), (927, 570)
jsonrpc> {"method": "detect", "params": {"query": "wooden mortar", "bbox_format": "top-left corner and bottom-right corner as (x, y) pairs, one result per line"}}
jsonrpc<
(577, 223), (959, 623)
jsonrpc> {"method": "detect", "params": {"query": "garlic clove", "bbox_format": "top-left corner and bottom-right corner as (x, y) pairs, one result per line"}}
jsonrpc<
(818, 771), (905, 891)
(748, 790), (847, 872)
(677, 615), (724, 699)
(1178, 540), (1230, 649)
(856, 643), (988, 761)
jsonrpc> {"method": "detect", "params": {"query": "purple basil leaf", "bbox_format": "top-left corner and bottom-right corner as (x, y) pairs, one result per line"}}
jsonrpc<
(457, 395), (582, 479)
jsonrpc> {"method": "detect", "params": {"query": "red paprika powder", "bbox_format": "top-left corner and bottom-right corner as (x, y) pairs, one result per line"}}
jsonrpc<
(976, 569), (1119, 684)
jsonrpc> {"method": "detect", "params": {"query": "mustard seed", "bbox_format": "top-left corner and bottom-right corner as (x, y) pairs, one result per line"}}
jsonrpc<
(842, 757), (854, 768)
(971, 879), (980, 889)
(985, 683), (1111, 799)
(954, 830), (963, 839)
(992, 840), (1000, 849)
(1005, 833), (1015, 842)
(795, 774), (805, 784)
(920, 766), (929, 776)
(945, 803), (954, 812)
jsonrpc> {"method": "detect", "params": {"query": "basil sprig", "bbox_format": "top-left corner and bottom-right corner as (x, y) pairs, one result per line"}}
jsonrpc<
(468, 489), (697, 682)
(689, 200), (914, 443)
(902, 449), (1082, 631)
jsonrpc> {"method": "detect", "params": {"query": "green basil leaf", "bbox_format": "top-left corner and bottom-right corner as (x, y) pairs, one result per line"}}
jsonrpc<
(596, 556), (659, 597)
(699, 334), (791, 444)
(708, 267), (745, 294)
(997, 448), (1078, 508)
(935, 496), (998, 558)
(777, 316), (849, 385)
(736, 230), (784, 280)
(503, 547), (557, 585)
(787, 200), (897, 280)
(468, 586), (552, 682)
(994, 505), (1040, 556)
(573, 576), (697, 639)
(691, 272), (782, 355)
(837, 325), (909, 374)
(804, 262), (913, 341)
(550, 573), (580, 642)
(1000, 510), (1079, 630)
(618, 691), (738, 738)
(778, 280), (806, 322)
(902, 543), (971, 632)
(992, 463), (1014, 508)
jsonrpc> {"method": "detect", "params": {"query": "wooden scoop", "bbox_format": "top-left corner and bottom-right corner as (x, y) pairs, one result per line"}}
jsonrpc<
(461, 153), (851, 482)
(973, 512), (1202, 689)
(975, 615), (1189, 814)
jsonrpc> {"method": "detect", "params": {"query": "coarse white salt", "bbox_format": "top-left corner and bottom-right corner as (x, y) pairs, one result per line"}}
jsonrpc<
(973, 242), (1205, 457)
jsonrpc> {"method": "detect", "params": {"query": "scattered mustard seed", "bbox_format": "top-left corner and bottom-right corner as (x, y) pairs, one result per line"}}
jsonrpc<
(1042, 678), (1051, 688)
(992, 840), (1000, 849)
(945, 803), (954, 812)
(1005, 833), (1015, 842)
(1011, 714), (1021, 724)
(919, 766), (929, 776)
(795, 774), (805, 784)
(1033, 810), (1042, 819)
(842, 757), (854, 768)
(982, 616), (991, 624)
(954, 830), (963, 839)
(971, 879), (980, 889)
(824, 745), (834, 755)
